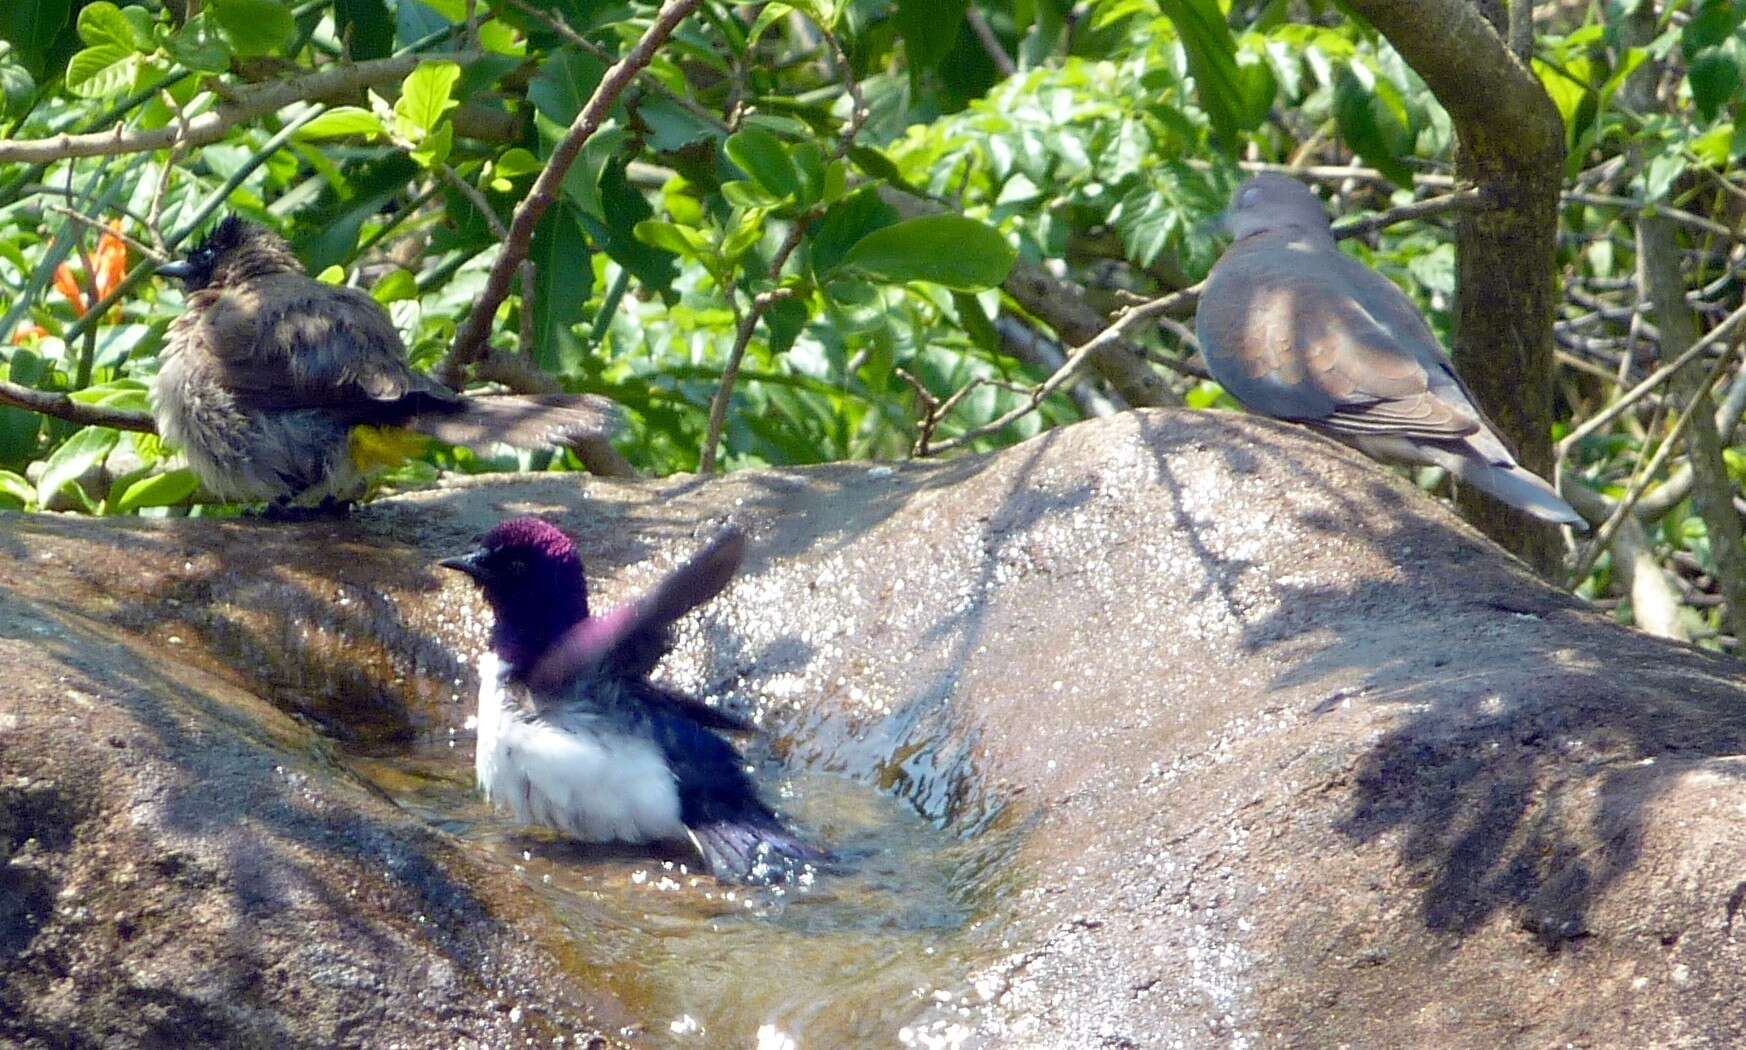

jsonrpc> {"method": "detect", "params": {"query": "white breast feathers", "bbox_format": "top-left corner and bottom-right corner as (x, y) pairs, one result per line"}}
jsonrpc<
(473, 652), (684, 844)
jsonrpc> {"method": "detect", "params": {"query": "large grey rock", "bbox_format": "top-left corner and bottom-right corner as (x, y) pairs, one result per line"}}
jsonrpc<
(4, 408), (1746, 1048)
(0, 592), (625, 1048)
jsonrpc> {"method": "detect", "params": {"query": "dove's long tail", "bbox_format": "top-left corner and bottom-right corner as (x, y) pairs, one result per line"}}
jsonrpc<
(1458, 460), (1587, 529)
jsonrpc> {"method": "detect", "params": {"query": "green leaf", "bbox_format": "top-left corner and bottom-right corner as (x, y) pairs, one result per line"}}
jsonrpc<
(335, 0), (393, 60)
(844, 145), (899, 184)
(296, 106), (387, 139)
(395, 60), (461, 136)
(577, 162), (679, 296)
(36, 426), (118, 507)
(164, 13), (232, 72)
(0, 59), (38, 117)
(633, 219), (712, 258)
(1688, 45), (1742, 121)
(1691, 123), (1735, 167)
(1683, 0), (1746, 54)
(893, 0), (968, 74)
(791, 140), (827, 206)
(0, 350), (46, 467)
(725, 126), (802, 199)
(1642, 148), (1686, 202)
(110, 468), (198, 514)
(371, 268), (418, 303)
(77, 3), (144, 50)
(529, 46), (604, 125)
(65, 44), (137, 98)
(746, 2), (796, 47)
(495, 147), (542, 178)
(410, 118), (453, 168)
(70, 380), (151, 414)
(639, 94), (722, 151)
(2, 0), (71, 78)
(1333, 63), (1413, 186)
(478, 18), (523, 56)
(0, 469), (32, 511)
(416, 0), (468, 19)
(952, 291), (999, 355)
(210, 0), (294, 56)
(529, 205), (594, 372)
(764, 295), (809, 355)
(809, 186), (899, 276)
(291, 152), (418, 272)
(838, 215), (1015, 290)
(1157, 0), (1271, 146)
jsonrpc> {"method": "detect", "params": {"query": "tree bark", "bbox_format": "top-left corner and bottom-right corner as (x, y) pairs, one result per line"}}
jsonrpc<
(1341, 0), (1568, 576)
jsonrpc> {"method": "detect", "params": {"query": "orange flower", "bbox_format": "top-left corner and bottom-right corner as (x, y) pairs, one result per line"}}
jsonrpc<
(52, 263), (87, 317)
(95, 220), (127, 300)
(50, 220), (129, 321)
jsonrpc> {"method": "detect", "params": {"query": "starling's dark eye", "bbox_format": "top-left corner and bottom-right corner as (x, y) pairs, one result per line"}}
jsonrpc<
(505, 558), (529, 577)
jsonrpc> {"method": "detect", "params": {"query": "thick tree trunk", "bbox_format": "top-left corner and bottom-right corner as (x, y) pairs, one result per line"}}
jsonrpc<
(1340, 0), (1569, 576)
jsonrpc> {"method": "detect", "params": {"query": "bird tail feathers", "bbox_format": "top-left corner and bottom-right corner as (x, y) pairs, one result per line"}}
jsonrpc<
(688, 816), (829, 884)
(1458, 459), (1588, 529)
(406, 394), (621, 454)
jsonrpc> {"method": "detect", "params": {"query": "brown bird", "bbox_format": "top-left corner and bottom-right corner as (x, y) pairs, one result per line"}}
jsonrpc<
(152, 217), (619, 517)
(1195, 174), (1584, 528)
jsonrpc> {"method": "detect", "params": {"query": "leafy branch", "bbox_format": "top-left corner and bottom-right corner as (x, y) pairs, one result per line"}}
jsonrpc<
(440, 0), (704, 382)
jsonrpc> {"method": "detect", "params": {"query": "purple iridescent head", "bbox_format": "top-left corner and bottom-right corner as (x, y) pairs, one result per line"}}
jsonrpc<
(440, 518), (591, 668)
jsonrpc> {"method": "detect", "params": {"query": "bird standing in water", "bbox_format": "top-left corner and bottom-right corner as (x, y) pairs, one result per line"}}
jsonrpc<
(1195, 174), (1585, 528)
(153, 217), (618, 518)
(440, 518), (824, 882)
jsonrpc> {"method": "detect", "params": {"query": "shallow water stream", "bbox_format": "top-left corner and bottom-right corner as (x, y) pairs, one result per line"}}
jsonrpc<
(349, 725), (1016, 1048)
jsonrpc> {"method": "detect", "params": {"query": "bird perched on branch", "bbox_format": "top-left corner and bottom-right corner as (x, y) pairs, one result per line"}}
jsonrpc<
(440, 518), (826, 883)
(1195, 174), (1585, 528)
(153, 217), (619, 518)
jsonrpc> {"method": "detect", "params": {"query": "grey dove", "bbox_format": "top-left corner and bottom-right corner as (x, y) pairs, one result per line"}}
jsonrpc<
(1194, 174), (1585, 528)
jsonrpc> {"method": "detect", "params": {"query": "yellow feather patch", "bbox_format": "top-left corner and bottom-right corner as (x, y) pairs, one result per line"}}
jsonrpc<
(348, 426), (431, 473)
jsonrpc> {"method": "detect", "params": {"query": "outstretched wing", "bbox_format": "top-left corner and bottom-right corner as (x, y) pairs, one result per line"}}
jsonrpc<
(527, 527), (747, 692)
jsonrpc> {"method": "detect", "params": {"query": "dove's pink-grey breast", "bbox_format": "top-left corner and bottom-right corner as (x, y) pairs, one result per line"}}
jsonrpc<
(1193, 174), (1584, 528)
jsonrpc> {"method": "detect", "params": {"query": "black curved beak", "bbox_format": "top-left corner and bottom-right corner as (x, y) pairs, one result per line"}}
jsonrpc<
(438, 550), (488, 580)
(156, 260), (196, 281)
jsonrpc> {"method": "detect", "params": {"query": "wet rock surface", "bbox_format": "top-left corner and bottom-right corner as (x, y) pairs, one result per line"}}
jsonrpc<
(5, 407), (1746, 1048)
(0, 591), (627, 1049)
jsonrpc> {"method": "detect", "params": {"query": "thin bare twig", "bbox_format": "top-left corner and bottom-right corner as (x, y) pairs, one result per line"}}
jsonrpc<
(1328, 187), (1490, 240)
(1557, 298), (1746, 461)
(700, 286), (797, 471)
(696, 18), (870, 472)
(965, 8), (1018, 78)
(1508, 0), (1534, 61)
(895, 367), (943, 454)
(1566, 190), (1746, 247)
(0, 55), (451, 163)
(442, 0), (702, 382)
(0, 380), (155, 432)
(45, 206), (167, 264)
(505, 0), (727, 133)
(923, 285), (1202, 456)
(1569, 334), (1745, 586)
(436, 163), (540, 358)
